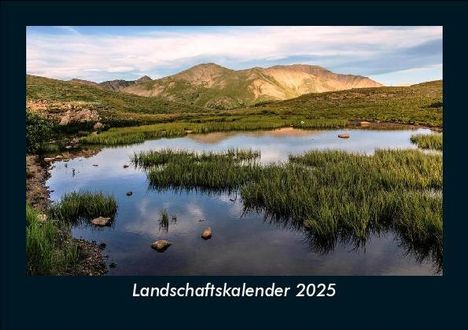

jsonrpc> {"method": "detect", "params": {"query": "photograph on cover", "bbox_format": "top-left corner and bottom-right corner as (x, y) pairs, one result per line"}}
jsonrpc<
(26, 26), (442, 276)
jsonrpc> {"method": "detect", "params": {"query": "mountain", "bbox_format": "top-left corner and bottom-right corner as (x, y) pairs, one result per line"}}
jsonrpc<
(115, 63), (382, 109)
(98, 75), (153, 92)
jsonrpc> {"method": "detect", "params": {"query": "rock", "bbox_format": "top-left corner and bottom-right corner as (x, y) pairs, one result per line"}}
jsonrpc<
(93, 122), (104, 130)
(65, 145), (72, 149)
(201, 227), (212, 240)
(359, 121), (371, 127)
(185, 130), (193, 134)
(55, 155), (64, 160)
(151, 240), (171, 252)
(70, 137), (80, 145)
(91, 216), (111, 227)
(92, 164), (99, 167)
(37, 213), (47, 222)
(44, 157), (55, 162)
(338, 133), (350, 139)
(59, 116), (70, 126)
(126, 191), (133, 196)
(123, 164), (129, 168)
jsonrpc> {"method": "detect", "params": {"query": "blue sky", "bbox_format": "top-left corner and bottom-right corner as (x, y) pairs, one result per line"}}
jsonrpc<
(27, 26), (442, 85)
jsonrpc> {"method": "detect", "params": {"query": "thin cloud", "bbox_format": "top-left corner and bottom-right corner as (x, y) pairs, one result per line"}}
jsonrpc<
(26, 26), (442, 85)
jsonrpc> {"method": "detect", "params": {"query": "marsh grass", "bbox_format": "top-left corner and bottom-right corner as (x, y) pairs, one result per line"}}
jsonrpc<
(159, 209), (170, 232)
(50, 191), (117, 224)
(27, 204), (78, 275)
(136, 149), (442, 267)
(132, 148), (260, 169)
(411, 133), (443, 150)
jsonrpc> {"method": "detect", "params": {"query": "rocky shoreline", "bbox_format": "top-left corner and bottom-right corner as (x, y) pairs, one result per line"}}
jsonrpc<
(26, 154), (107, 276)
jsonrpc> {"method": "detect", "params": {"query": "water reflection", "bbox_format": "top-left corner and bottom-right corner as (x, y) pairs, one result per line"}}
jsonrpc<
(46, 128), (440, 275)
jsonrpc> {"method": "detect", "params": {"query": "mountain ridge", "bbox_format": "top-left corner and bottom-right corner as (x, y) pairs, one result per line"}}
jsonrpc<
(70, 63), (382, 109)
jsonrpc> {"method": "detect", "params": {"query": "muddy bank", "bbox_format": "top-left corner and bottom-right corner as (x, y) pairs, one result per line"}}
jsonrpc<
(26, 154), (107, 276)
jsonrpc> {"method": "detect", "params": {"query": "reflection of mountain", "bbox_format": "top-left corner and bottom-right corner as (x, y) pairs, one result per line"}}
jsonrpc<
(187, 127), (321, 144)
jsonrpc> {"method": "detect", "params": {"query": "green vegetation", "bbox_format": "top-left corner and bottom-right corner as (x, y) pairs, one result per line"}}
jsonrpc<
(133, 148), (260, 169)
(27, 204), (78, 275)
(135, 149), (442, 267)
(27, 75), (204, 115)
(140, 150), (262, 191)
(27, 74), (442, 146)
(81, 81), (442, 145)
(26, 111), (54, 153)
(50, 191), (117, 224)
(254, 81), (443, 127)
(159, 209), (170, 232)
(411, 133), (443, 150)
(82, 118), (347, 145)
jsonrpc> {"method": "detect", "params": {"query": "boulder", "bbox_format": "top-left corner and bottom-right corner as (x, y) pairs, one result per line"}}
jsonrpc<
(338, 133), (350, 139)
(151, 240), (171, 252)
(37, 213), (47, 222)
(201, 227), (212, 240)
(44, 157), (55, 162)
(93, 122), (104, 130)
(360, 121), (371, 127)
(55, 155), (64, 160)
(70, 138), (80, 145)
(91, 216), (111, 227)
(126, 191), (133, 196)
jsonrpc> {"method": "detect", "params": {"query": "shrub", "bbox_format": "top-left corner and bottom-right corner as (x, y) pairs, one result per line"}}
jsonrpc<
(26, 111), (54, 153)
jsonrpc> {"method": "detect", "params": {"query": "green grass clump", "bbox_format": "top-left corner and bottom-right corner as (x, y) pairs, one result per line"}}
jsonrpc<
(136, 149), (442, 268)
(132, 148), (260, 168)
(27, 204), (78, 275)
(159, 209), (170, 232)
(50, 191), (117, 224)
(134, 149), (262, 190)
(411, 133), (443, 150)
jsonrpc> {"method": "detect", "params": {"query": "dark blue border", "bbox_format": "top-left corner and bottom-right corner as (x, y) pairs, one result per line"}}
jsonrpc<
(2, 1), (468, 329)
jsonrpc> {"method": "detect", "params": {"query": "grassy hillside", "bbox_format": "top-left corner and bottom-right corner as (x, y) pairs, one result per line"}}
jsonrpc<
(249, 80), (442, 127)
(27, 74), (442, 146)
(83, 81), (442, 146)
(27, 75), (206, 125)
(121, 63), (382, 109)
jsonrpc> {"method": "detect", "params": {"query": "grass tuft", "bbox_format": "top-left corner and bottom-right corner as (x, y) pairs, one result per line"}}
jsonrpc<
(136, 149), (442, 268)
(27, 204), (78, 275)
(411, 133), (443, 150)
(50, 191), (117, 224)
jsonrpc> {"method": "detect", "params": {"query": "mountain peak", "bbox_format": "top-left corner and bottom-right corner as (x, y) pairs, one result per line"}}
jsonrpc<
(136, 75), (152, 83)
(266, 64), (330, 74)
(172, 63), (232, 86)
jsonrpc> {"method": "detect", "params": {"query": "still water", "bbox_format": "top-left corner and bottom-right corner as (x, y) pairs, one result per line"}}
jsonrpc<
(47, 128), (440, 275)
